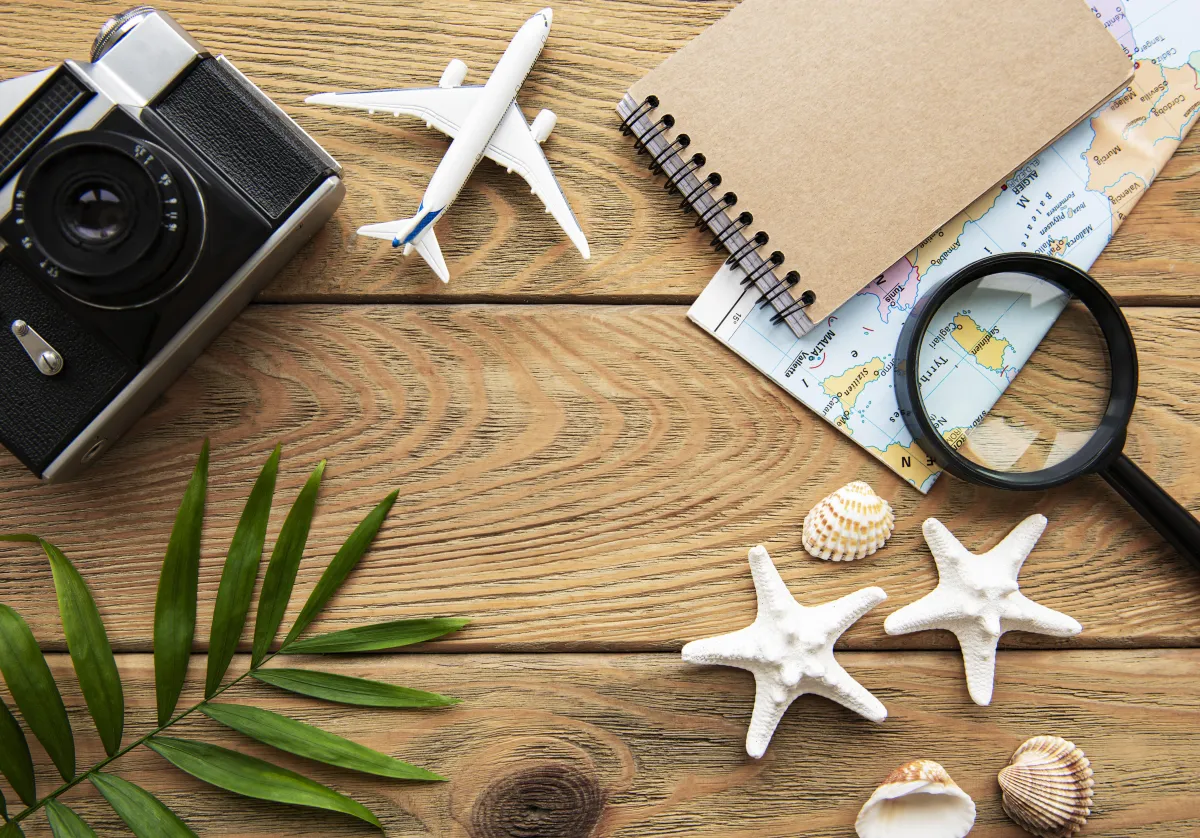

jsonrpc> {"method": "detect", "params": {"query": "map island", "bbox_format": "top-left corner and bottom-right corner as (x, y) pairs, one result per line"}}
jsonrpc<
(821, 357), (888, 414)
(950, 313), (1012, 372)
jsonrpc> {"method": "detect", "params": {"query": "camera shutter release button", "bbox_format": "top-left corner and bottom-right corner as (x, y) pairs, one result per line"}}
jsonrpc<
(11, 320), (65, 376)
(91, 6), (158, 61)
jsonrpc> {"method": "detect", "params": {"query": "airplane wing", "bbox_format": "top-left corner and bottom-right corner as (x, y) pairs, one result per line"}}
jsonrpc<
(484, 102), (591, 260)
(305, 87), (483, 139)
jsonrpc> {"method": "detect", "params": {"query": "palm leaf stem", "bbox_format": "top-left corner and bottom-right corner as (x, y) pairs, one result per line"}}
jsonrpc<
(6, 650), (282, 827)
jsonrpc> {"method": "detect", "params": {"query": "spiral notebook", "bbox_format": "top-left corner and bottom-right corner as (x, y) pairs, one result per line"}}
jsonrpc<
(617, 0), (1132, 338)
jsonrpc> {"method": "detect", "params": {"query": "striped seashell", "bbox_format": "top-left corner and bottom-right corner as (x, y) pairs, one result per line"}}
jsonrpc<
(803, 481), (895, 561)
(998, 736), (1094, 838)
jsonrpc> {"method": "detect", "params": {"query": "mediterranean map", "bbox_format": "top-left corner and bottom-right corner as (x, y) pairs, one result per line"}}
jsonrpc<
(689, 0), (1200, 492)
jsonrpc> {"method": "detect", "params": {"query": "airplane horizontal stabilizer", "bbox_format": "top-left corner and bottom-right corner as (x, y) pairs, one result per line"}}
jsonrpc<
(357, 217), (419, 245)
(415, 228), (450, 283)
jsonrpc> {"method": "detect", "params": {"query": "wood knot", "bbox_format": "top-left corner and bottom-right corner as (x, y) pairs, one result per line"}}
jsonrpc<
(469, 764), (605, 838)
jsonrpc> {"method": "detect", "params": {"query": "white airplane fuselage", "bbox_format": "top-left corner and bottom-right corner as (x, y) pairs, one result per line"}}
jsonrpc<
(399, 10), (551, 250)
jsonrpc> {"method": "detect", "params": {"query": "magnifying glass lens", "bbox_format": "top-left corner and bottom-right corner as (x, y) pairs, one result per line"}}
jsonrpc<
(915, 271), (1112, 475)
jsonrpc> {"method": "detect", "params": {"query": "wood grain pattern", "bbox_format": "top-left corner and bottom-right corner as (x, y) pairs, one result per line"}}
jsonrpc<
(1, 305), (1197, 651)
(1, 3), (1198, 834)
(1091, 136), (1200, 304)
(0, 0), (1196, 303)
(4, 651), (1199, 837)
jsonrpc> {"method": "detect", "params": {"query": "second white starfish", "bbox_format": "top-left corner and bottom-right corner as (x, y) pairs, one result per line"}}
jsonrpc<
(682, 545), (887, 758)
(885, 515), (1082, 706)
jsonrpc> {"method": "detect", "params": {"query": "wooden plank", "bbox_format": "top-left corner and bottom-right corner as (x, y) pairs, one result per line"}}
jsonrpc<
(1091, 137), (1200, 305)
(0, 1), (1196, 304)
(3, 651), (1198, 836)
(1, 305), (1197, 651)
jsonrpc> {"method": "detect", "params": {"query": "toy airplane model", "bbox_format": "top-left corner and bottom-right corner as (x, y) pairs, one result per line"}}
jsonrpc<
(306, 8), (589, 282)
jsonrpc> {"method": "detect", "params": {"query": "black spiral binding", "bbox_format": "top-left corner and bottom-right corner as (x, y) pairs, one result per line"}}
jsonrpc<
(618, 94), (816, 337)
(666, 153), (705, 194)
(680, 172), (720, 206)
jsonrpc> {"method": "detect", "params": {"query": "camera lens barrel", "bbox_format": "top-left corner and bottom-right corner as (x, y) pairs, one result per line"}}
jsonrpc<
(12, 131), (197, 306)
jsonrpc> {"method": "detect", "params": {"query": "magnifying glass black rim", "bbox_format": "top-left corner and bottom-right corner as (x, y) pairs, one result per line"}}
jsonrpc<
(895, 252), (1138, 491)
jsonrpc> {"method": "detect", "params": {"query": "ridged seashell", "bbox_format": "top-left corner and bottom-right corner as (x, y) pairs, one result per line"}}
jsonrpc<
(803, 481), (895, 561)
(856, 759), (976, 838)
(998, 736), (1094, 838)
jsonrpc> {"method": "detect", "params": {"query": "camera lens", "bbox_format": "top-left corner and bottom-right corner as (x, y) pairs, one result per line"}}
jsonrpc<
(14, 130), (199, 306)
(60, 178), (133, 248)
(24, 143), (162, 279)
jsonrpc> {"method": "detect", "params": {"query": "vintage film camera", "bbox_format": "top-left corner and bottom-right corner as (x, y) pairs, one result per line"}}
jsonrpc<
(0, 7), (344, 480)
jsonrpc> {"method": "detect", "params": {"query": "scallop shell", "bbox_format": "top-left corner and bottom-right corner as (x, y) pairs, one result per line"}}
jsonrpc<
(856, 759), (976, 838)
(998, 736), (1094, 838)
(802, 481), (895, 561)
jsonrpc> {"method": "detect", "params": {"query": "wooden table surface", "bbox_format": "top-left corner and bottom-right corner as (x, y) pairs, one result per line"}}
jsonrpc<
(2, 1), (1199, 836)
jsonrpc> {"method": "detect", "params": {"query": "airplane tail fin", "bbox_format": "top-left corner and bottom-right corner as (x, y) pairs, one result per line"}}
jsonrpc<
(356, 216), (450, 282)
(357, 217), (419, 246)
(414, 228), (450, 283)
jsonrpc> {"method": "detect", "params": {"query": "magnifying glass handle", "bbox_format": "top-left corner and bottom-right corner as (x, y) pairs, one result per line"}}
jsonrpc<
(1101, 453), (1200, 569)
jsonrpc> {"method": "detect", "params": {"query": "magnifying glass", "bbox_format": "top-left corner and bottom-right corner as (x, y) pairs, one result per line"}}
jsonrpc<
(895, 253), (1200, 568)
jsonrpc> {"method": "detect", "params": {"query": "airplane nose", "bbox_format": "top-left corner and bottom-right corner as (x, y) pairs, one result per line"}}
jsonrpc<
(539, 8), (553, 26)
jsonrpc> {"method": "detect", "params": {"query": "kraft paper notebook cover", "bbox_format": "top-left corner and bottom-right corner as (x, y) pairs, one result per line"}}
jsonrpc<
(617, 0), (1133, 337)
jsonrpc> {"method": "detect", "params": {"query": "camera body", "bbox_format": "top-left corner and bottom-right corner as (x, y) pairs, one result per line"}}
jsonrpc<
(0, 8), (344, 480)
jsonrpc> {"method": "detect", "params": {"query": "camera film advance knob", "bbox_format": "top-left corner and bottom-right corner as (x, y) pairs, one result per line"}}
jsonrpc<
(11, 320), (64, 376)
(91, 5), (158, 62)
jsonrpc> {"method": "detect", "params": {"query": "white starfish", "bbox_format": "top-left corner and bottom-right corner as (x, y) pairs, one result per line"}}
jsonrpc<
(885, 515), (1082, 706)
(682, 545), (887, 758)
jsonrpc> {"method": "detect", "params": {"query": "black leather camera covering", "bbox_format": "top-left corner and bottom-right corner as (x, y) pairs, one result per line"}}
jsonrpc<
(0, 256), (134, 474)
(155, 58), (331, 222)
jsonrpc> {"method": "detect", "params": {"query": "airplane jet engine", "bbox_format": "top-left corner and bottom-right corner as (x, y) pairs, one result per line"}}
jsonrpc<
(439, 59), (468, 88)
(531, 109), (557, 144)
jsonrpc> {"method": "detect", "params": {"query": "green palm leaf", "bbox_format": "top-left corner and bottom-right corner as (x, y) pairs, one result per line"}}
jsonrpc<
(206, 446), (280, 696)
(201, 703), (443, 781)
(44, 800), (98, 837)
(147, 737), (381, 829)
(154, 441), (209, 726)
(253, 668), (458, 708)
(90, 772), (195, 837)
(281, 491), (397, 649)
(252, 461), (325, 666)
(0, 444), (460, 832)
(283, 618), (468, 654)
(0, 605), (74, 780)
(0, 696), (34, 806)
(39, 540), (124, 756)
(0, 535), (45, 813)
